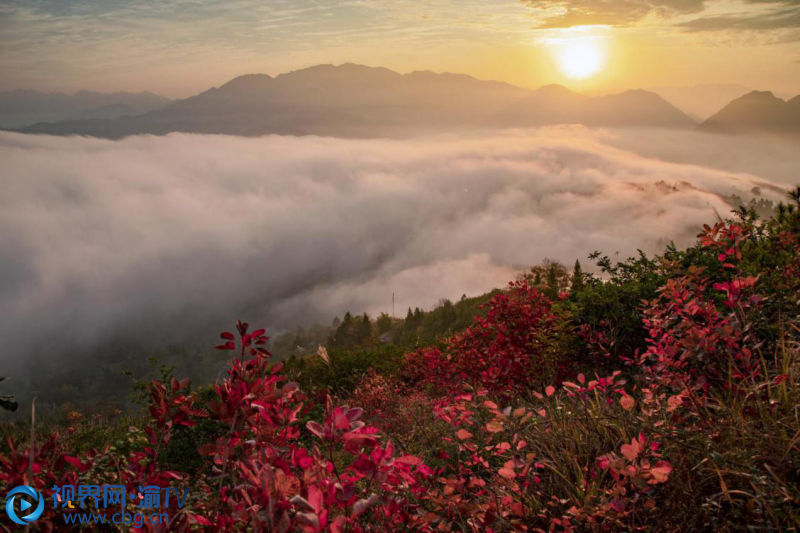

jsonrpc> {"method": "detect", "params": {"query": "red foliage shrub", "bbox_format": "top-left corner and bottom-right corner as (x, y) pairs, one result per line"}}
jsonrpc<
(0, 322), (430, 532)
(406, 281), (565, 397)
(188, 322), (431, 531)
(636, 223), (763, 391)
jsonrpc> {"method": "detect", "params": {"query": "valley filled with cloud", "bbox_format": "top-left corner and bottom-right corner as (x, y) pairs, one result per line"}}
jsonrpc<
(0, 127), (793, 376)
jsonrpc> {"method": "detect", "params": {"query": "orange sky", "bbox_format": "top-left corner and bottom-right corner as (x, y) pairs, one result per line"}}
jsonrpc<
(0, 0), (798, 97)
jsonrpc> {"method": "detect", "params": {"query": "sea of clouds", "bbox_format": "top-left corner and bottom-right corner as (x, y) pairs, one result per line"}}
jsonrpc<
(0, 127), (795, 374)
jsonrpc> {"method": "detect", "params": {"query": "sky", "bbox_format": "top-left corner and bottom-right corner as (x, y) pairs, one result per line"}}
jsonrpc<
(0, 0), (798, 97)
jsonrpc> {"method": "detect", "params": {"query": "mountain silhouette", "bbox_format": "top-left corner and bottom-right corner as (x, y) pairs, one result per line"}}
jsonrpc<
(650, 84), (753, 121)
(15, 64), (696, 138)
(698, 90), (800, 135)
(67, 103), (137, 121)
(0, 89), (171, 129)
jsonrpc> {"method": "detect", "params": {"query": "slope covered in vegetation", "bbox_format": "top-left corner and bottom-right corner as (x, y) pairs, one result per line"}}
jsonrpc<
(1, 192), (798, 532)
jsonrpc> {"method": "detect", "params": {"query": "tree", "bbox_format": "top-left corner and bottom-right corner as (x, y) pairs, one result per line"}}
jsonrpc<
(521, 259), (569, 299)
(358, 314), (372, 343)
(571, 259), (585, 295)
(329, 312), (355, 348)
(376, 312), (393, 335)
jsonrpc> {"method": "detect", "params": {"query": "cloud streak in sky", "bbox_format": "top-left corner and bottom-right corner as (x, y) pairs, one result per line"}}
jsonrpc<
(0, 128), (791, 375)
(523, 0), (800, 31)
(522, 0), (704, 28)
(678, 6), (800, 32)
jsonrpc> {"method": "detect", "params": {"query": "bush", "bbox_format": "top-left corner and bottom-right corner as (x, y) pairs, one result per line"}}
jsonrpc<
(1, 194), (798, 531)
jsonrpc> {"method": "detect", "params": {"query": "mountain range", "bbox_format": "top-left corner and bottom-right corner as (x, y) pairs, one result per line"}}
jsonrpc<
(5, 64), (797, 138)
(0, 89), (172, 129)
(11, 64), (695, 138)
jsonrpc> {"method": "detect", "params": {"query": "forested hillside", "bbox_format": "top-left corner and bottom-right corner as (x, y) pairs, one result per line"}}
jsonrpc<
(1, 190), (798, 531)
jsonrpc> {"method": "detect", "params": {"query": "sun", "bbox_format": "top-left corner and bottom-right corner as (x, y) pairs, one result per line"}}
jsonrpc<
(557, 40), (605, 80)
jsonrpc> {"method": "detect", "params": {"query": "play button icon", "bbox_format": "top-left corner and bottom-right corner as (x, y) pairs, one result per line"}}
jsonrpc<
(5, 485), (45, 525)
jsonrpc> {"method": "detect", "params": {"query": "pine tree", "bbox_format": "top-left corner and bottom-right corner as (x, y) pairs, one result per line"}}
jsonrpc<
(329, 312), (355, 348)
(545, 264), (559, 299)
(571, 259), (585, 295)
(358, 314), (372, 343)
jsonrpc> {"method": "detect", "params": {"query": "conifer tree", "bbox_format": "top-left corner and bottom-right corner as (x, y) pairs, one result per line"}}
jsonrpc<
(571, 259), (585, 295)
(358, 313), (372, 343)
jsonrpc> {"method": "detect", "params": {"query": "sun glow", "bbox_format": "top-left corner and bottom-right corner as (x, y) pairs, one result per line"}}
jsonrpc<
(557, 40), (605, 79)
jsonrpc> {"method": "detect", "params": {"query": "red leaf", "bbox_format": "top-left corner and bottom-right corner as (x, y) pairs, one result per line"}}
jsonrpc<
(351, 456), (376, 475)
(456, 429), (473, 440)
(306, 421), (325, 439)
(352, 494), (378, 519)
(331, 516), (348, 533)
(621, 437), (642, 461)
(307, 485), (323, 514)
(619, 395), (635, 411)
(498, 468), (515, 479)
(649, 461), (672, 483)
(62, 455), (83, 468)
(215, 341), (235, 351)
(395, 455), (422, 466)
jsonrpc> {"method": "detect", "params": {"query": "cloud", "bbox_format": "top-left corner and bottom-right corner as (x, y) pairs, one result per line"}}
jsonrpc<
(0, 128), (791, 383)
(522, 0), (800, 32)
(522, 0), (705, 28)
(678, 6), (800, 31)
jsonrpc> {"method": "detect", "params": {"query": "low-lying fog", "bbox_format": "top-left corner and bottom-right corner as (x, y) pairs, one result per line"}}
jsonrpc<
(1, 126), (795, 380)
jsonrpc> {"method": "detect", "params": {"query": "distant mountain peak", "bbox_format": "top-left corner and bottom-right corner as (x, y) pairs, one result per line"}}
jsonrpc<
(219, 73), (273, 90)
(534, 84), (575, 95)
(278, 63), (401, 80)
(407, 69), (439, 77)
(698, 89), (800, 135)
(605, 89), (663, 100)
(738, 90), (780, 102)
